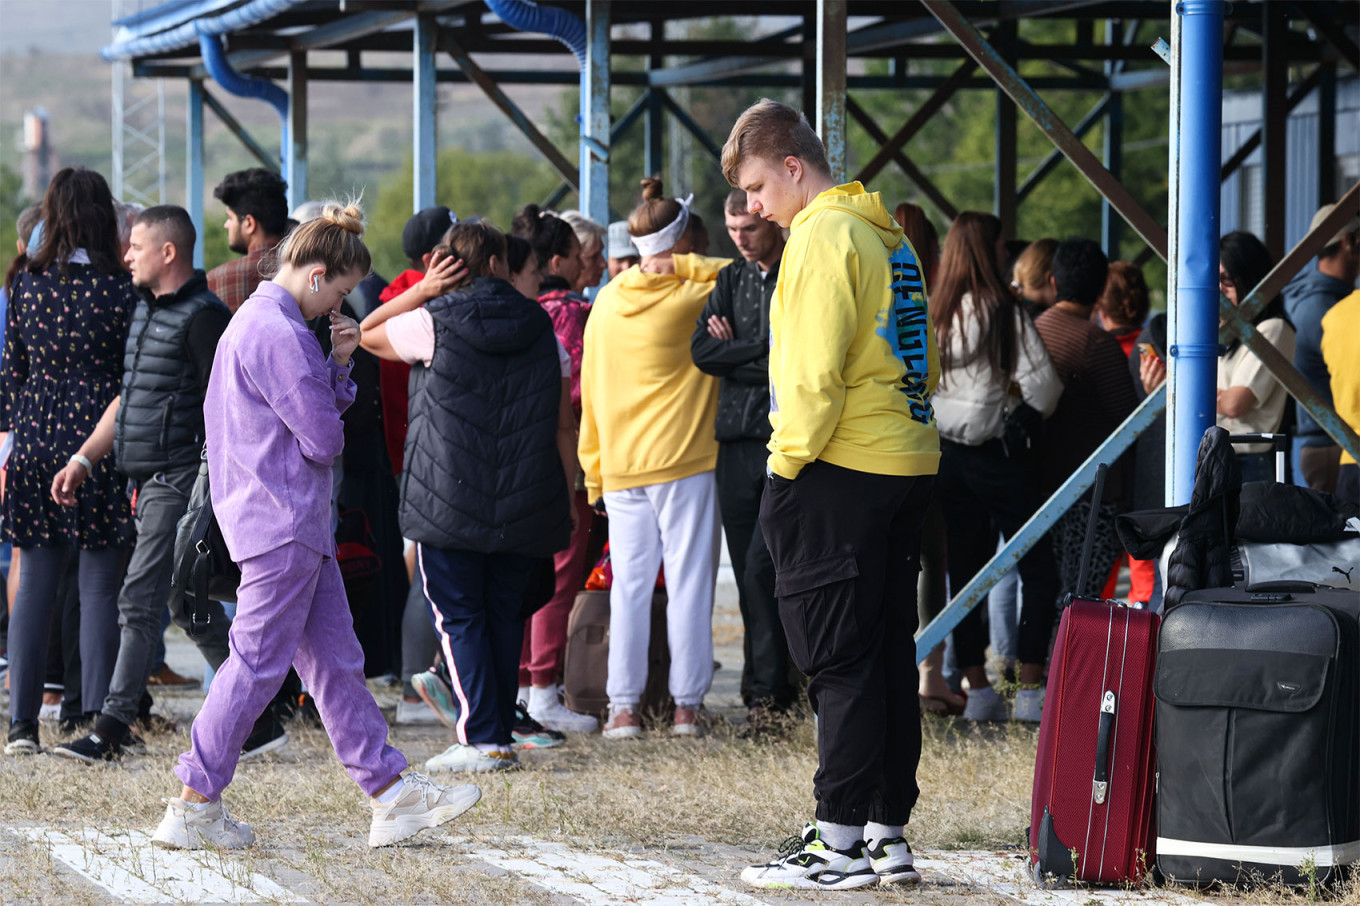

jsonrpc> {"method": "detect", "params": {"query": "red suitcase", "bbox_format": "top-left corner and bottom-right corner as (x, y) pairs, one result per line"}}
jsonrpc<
(1029, 462), (1159, 885)
(1029, 598), (1159, 883)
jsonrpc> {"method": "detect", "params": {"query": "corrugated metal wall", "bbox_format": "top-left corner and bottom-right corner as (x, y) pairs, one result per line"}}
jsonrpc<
(1220, 76), (1359, 248)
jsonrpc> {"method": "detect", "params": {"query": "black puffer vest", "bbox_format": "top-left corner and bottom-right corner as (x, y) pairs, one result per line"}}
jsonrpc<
(114, 271), (227, 480)
(399, 277), (571, 556)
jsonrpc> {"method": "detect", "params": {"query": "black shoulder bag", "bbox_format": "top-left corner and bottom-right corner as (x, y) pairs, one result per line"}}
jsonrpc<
(171, 446), (241, 635)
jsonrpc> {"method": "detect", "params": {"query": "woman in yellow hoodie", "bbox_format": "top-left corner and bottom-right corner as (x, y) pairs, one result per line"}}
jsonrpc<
(578, 178), (727, 739)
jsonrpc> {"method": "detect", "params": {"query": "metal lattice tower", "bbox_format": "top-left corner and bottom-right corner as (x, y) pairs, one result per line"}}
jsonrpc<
(110, 0), (166, 206)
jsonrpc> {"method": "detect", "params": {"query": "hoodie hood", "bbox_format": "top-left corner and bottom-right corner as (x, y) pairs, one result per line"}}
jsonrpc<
(1282, 266), (1354, 322)
(603, 254), (731, 317)
(431, 276), (549, 355)
(791, 182), (903, 250)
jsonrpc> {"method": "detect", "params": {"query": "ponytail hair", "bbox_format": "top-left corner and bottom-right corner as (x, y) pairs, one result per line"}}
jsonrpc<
(271, 201), (371, 278)
(628, 177), (685, 238)
(511, 203), (578, 271)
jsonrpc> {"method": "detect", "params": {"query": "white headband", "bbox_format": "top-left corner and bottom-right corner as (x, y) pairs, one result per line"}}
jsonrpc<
(631, 194), (693, 257)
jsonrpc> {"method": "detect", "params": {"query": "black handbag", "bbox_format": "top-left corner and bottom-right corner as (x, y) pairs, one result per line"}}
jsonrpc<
(171, 447), (241, 633)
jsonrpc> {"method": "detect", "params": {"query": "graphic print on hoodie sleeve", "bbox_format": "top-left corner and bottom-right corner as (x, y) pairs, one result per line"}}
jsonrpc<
(879, 241), (934, 426)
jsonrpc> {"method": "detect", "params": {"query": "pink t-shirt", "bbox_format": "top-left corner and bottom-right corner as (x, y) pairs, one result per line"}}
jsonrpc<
(385, 307), (570, 376)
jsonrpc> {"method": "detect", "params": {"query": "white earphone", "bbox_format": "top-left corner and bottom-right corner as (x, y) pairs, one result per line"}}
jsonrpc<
(311, 276), (321, 293)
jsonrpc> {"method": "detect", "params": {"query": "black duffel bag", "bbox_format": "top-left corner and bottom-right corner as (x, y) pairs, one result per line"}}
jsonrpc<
(171, 446), (240, 633)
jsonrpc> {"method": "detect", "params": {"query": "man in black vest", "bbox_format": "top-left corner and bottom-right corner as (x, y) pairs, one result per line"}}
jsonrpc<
(46, 206), (274, 763)
(690, 188), (791, 730)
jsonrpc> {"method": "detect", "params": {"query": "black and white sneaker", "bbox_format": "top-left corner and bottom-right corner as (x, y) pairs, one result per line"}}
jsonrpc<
(740, 823), (878, 890)
(240, 712), (288, 760)
(5, 719), (40, 756)
(53, 731), (122, 765)
(866, 836), (922, 885)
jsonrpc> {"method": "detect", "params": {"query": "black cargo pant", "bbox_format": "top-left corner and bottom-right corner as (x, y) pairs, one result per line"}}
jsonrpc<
(759, 460), (933, 827)
(716, 439), (792, 709)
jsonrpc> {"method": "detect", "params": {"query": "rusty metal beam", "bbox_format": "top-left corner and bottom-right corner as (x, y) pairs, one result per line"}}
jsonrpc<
(817, 0), (848, 182)
(1219, 65), (1323, 183)
(655, 89), (724, 161)
(846, 96), (959, 221)
(856, 59), (977, 185)
(1017, 93), (1111, 202)
(437, 31), (579, 189)
(1232, 181), (1360, 325)
(922, 0), (1168, 260)
(1220, 306), (1360, 462)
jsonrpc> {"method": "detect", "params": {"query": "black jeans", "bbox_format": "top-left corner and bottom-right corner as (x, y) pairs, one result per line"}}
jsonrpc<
(937, 439), (1060, 669)
(759, 460), (932, 827)
(716, 439), (792, 709)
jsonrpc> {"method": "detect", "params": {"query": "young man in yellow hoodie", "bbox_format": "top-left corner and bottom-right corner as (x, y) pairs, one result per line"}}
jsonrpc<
(724, 99), (940, 891)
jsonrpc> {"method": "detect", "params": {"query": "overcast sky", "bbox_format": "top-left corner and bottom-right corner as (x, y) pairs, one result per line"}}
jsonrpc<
(0, 0), (117, 56)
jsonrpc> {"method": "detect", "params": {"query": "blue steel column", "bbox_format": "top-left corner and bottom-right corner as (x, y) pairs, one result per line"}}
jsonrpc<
(816, 0), (847, 183)
(581, 1), (610, 227)
(1169, 0), (1224, 504)
(286, 50), (307, 209)
(413, 13), (437, 212)
(187, 79), (205, 269)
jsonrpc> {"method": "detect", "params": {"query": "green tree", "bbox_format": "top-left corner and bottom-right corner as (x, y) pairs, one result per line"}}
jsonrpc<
(0, 161), (32, 275)
(366, 146), (562, 281)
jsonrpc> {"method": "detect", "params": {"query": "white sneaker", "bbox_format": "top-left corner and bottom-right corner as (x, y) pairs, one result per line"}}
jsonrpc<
(1013, 688), (1045, 723)
(740, 823), (878, 890)
(529, 694), (599, 734)
(962, 686), (1009, 722)
(395, 698), (439, 725)
(424, 743), (518, 774)
(151, 798), (255, 850)
(369, 771), (481, 847)
(866, 836), (922, 885)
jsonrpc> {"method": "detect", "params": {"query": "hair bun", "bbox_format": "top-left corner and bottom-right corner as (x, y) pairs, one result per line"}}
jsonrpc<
(323, 202), (365, 236)
(639, 177), (664, 201)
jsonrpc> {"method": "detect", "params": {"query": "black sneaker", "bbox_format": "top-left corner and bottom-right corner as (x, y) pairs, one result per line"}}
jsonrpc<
(241, 711), (289, 760)
(58, 713), (95, 736)
(52, 731), (122, 764)
(5, 719), (40, 756)
(740, 823), (878, 890)
(511, 702), (565, 749)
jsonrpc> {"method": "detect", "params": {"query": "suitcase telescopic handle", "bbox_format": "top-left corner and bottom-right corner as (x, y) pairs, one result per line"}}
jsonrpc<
(1093, 691), (1116, 805)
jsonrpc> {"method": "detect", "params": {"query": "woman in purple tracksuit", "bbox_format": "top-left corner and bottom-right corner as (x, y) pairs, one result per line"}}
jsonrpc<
(151, 204), (481, 851)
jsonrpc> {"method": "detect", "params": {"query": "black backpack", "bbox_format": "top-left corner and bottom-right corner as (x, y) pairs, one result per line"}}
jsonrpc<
(171, 446), (240, 634)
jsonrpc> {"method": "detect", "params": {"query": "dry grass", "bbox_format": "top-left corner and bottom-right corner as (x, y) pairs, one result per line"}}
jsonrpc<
(1, 694), (1355, 904)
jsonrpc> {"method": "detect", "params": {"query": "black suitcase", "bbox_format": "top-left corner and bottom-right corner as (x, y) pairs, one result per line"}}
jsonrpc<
(1155, 582), (1360, 886)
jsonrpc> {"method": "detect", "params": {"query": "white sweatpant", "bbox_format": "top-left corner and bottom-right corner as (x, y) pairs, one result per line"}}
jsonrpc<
(603, 470), (721, 708)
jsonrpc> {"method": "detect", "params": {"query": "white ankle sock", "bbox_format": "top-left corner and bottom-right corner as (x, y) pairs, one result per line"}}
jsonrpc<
(817, 821), (860, 852)
(375, 778), (405, 804)
(864, 822), (904, 843)
(516, 685), (531, 706)
(473, 742), (500, 753)
(183, 799), (211, 811)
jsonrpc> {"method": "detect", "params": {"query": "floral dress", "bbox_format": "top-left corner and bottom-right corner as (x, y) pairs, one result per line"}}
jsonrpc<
(0, 262), (136, 549)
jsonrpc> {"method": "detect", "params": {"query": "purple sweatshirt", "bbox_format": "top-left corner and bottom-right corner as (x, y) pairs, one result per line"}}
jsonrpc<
(204, 281), (355, 561)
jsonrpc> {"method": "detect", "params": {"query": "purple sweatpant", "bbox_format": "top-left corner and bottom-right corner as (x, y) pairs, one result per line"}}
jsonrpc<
(175, 542), (407, 800)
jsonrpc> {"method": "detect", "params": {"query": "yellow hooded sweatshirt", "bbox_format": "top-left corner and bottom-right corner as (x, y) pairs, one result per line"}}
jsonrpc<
(768, 182), (941, 480)
(579, 254), (729, 502)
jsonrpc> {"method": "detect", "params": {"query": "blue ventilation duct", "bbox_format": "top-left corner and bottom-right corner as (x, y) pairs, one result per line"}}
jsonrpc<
(483, 0), (587, 69)
(101, 0), (301, 60)
(197, 31), (289, 179)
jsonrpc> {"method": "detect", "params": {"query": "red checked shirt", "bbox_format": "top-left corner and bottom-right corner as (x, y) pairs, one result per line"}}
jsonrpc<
(207, 247), (274, 314)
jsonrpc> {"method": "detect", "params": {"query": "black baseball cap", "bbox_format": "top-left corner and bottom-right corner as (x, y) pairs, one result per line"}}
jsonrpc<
(402, 206), (457, 262)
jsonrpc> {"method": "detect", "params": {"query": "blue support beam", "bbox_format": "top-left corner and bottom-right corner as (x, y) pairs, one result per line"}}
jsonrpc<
(413, 13), (437, 213)
(1169, 0), (1224, 505)
(916, 386), (1167, 658)
(187, 79), (204, 269)
(816, 0), (848, 183)
(581, 1), (611, 228)
(286, 50), (307, 210)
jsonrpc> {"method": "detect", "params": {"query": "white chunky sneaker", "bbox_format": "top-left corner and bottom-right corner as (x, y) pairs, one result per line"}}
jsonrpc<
(151, 798), (255, 850)
(740, 823), (878, 890)
(369, 771), (481, 847)
(395, 698), (439, 725)
(1012, 688), (1045, 723)
(529, 696), (599, 735)
(866, 836), (922, 885)
(962, 686), (1009, 722)
(424, 743), (518, 774)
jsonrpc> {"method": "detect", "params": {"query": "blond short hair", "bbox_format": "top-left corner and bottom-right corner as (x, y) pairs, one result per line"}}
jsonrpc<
(721, 99), (829, 187)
